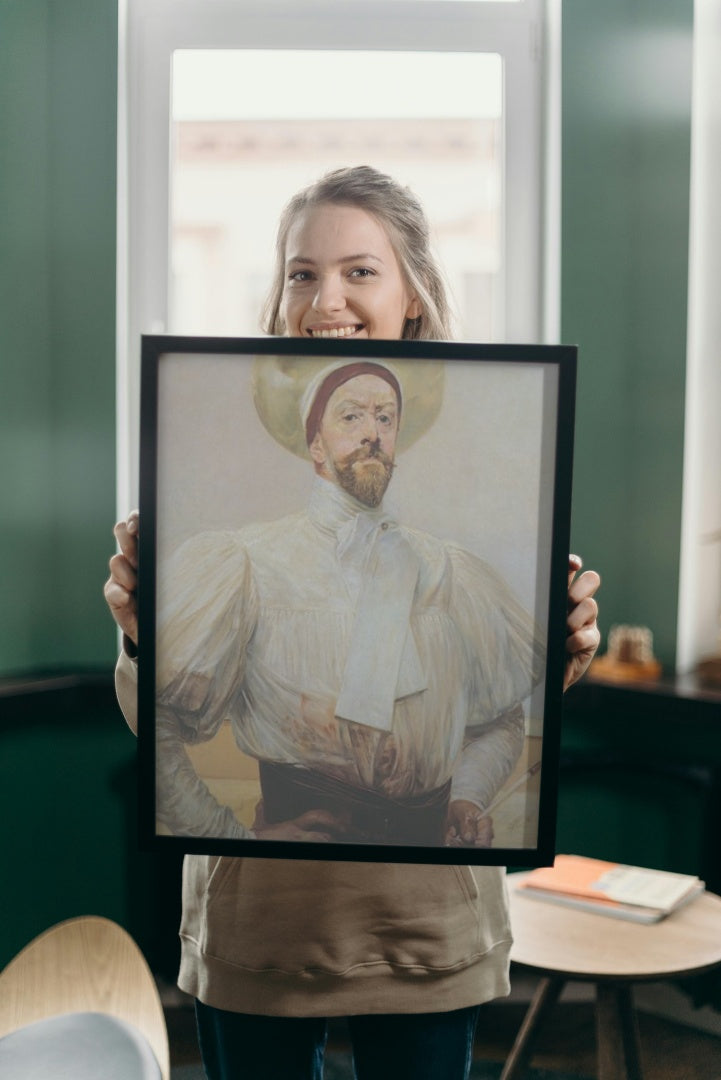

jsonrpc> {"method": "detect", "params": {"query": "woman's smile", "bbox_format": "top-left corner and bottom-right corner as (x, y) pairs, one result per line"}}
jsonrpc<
(307, 323), (365, 339)
(281, 203), (420, 340)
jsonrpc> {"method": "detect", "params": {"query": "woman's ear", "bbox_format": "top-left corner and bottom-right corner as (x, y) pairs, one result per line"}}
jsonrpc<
(406, 296), (422, 320)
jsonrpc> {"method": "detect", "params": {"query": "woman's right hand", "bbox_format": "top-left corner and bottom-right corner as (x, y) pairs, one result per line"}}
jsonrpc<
(104, 510), (140, 646)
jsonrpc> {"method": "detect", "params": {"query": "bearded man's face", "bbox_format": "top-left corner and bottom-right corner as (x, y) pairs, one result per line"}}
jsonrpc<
(309, 373), (399, 507)
(331, 443), (395, 507)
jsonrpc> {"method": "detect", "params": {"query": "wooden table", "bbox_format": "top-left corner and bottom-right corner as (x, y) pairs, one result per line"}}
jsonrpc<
(502, 873), (721, 1080)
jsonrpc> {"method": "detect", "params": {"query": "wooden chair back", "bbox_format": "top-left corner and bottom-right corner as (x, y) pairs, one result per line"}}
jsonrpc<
(0, 916), (169, 1080)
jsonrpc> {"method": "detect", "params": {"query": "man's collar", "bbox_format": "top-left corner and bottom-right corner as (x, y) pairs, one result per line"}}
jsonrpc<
(307, 475), (392, 535)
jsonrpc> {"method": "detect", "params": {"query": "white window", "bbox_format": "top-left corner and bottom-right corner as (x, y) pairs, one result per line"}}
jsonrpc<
(117, 0), (558, 509)
(169, 49), (504, 342)
(677, 0), (721, 674)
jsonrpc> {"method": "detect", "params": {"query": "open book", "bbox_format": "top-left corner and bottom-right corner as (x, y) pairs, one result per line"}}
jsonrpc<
(515, 854), (705, 923)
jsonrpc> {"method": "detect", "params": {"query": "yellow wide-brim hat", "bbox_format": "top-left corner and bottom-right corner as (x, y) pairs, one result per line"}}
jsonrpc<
(251, 354), (445, 460)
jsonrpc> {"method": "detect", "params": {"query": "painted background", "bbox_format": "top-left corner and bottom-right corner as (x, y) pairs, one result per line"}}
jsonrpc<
(155, 353), (559, 626)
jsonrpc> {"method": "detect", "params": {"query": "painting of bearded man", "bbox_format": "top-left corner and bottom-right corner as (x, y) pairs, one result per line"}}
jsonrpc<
(138, 339), (571, 862)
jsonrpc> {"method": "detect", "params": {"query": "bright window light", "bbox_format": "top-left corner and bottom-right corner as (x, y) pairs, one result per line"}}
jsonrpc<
(170, 50), (504, 341)
(172, 50), (502, 121)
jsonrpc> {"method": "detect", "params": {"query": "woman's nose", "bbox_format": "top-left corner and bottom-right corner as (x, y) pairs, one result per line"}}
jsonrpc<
(312, 274), (345, 314)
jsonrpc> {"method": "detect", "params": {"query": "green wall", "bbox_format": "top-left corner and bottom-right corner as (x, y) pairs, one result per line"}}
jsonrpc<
(0, 0), (701, 970)
(562, 0), (693, 669)
(0, 0), (131, 968)
(0, 0), (118, 676)
(0, 0), (694, 677)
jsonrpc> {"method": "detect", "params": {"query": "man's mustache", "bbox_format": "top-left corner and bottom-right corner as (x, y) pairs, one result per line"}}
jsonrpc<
(343, 443), (394, 469)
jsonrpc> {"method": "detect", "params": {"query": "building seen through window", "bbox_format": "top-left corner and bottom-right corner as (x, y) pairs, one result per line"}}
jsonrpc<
(170, 50), (503, 341)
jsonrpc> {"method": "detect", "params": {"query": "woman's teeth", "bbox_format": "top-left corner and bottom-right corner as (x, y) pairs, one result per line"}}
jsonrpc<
(310, 326), (360, 338)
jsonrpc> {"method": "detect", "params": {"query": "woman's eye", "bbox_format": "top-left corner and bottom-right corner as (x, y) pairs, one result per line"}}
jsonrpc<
(342, 413), (359, 423)
(349, 267), (374, 279)
(288, 270), (313, 283)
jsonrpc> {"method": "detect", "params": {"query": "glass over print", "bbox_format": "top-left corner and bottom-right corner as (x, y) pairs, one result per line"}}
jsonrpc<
(138, 336), (576, 865)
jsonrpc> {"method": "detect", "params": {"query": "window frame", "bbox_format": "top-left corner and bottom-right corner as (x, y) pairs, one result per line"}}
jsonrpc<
(117, 0), (558, 510)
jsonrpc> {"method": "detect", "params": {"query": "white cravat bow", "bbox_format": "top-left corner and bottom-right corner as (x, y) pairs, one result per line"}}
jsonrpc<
(335, 516), (427, 732)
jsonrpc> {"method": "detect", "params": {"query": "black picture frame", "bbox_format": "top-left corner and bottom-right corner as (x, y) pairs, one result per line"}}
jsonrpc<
(138, 335), (576, 866)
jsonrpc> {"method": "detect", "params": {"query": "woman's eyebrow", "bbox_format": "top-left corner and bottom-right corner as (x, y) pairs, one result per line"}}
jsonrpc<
(338, 253), (384, 265)
(286, 253), (384, 266)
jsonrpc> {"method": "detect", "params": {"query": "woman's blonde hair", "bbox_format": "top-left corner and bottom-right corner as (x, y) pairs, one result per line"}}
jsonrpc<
(261, 165), (454, 341)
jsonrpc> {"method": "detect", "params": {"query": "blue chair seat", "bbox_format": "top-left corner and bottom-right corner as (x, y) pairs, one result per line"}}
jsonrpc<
(0, 1011), (163, 1079)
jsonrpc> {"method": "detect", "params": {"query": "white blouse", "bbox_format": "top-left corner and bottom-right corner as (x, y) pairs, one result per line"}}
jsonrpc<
(154, 478), (545, 838)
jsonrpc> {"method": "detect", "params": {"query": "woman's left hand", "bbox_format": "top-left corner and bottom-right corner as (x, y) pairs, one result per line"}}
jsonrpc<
(564, 554), (601, 691)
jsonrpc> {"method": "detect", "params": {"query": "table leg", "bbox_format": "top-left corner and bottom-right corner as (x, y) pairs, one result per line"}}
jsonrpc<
(499, 976), (565, 1080)
(596, 982), (643, 1080)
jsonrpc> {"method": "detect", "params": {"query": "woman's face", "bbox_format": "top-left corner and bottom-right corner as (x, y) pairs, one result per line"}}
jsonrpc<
(280, 203), (421, 341)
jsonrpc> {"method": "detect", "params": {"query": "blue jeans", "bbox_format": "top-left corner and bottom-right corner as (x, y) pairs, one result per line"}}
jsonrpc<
(195, 1000), (481, 1080)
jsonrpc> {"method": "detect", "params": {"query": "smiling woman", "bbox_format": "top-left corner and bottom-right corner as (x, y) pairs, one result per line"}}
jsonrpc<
(281, 205), (421, 340)
(264, 167), (450, 341)
(169, 42), (506, 343)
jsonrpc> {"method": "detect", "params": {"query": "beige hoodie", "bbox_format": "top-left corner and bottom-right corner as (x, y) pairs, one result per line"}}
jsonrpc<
(117, 651), (513, 1016)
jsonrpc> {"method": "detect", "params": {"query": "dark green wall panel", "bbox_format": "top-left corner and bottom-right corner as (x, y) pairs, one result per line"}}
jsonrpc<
(562, 0), (693, 668)
(0, 704), (132, 966)
(46, 2), (119, 667)
(0, 3), (54, 669)
(0, 684), (183, 975)
(0, 0), (118, 675)
(559, 682), (721, 889)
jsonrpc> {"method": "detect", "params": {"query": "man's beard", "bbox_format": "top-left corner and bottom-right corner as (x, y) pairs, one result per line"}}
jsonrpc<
(332, 445), (395, 508)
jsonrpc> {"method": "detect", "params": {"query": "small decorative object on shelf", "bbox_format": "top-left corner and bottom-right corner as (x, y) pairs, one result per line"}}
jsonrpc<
(590, 623), (662, 683)
(696, 652), (721, 688)
(696, 527), (721, 687)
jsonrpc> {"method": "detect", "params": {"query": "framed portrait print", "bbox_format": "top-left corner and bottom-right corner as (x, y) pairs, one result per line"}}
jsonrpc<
(137, 336), (576, 866)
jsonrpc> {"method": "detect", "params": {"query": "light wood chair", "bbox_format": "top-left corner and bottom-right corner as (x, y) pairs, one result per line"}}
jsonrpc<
(0, 915), (169, 1079)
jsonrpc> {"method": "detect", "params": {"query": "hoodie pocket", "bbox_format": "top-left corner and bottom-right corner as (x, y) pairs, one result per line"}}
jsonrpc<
(183, 857), (509, 976)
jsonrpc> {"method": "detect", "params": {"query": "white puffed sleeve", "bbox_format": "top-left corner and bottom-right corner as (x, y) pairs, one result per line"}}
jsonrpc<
(153, 531), (259, 838)
(155, 530), (258, 741)
(446, 547), (546, 810)
(447, 546), (546, 726)
(115, 649), (139, 735)
(114, 646), (251, 839)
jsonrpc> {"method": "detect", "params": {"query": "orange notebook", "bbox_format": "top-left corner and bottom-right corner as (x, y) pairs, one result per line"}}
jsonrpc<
(516, 854), (704, 923)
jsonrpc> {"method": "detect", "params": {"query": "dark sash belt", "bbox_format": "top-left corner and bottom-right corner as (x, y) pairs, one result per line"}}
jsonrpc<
(258, 760), (451, 847)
